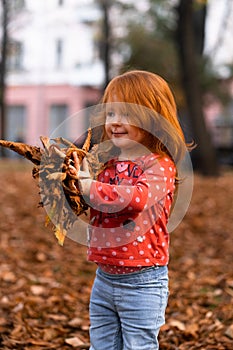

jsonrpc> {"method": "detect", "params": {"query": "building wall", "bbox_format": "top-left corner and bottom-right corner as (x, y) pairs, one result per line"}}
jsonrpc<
(5, 84), (101, 145)
(3, 0), (104, 147)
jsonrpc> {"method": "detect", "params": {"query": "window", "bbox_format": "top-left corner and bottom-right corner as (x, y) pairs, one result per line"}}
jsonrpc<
(10, 0), (25, 13)
(55, 39), (63, 68)
(8, 40), (24, 71)
(5, 105), (26, 157)
(49, 104), (68, 138)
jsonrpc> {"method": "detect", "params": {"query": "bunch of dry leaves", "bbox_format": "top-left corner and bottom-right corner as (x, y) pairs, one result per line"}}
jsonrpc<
(0, 159), (232, 349)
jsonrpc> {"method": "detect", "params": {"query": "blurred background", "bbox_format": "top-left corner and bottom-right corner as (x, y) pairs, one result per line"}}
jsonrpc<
(0, 2), (233, 349)
(0, 0), (233, 174)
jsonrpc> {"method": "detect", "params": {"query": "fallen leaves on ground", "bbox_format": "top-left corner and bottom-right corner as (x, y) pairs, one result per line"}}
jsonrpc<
(0, 160), (232, 349)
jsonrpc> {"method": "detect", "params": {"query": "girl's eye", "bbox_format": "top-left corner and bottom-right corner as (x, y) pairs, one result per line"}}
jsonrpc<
(106, 111), (115, 118)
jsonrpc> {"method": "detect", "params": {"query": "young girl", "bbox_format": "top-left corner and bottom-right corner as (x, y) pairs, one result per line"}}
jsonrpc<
(69, 70), (190, 350)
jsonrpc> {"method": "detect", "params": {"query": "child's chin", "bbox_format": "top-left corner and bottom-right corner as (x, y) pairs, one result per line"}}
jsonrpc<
(112, 138), (131, 148)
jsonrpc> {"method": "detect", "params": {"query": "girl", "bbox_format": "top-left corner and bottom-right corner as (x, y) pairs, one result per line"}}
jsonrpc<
(69, 70), (190, 350)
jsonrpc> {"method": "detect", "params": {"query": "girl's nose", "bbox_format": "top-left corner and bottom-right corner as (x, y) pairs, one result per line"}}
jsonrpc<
(112, 114), (122, 124)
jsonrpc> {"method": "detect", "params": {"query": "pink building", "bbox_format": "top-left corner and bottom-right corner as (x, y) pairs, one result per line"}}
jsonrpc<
(3, 0), (104, 149)
(5, 84), (101, 145)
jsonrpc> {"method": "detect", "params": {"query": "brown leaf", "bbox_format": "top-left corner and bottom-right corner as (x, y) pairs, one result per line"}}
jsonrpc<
(65, 336), (85, 347)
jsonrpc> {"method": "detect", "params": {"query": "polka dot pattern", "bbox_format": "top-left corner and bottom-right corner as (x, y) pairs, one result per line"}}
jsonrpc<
(87, 154), (176, 273)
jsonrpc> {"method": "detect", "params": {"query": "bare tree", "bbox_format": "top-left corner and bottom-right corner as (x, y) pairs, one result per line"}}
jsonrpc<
(175, 0), (219, 175)
(97, 0), (112, 90)
(0, 0), (9, 156)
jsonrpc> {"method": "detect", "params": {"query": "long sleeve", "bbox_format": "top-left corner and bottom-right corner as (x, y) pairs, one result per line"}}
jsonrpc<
(89, 155), (175, 215)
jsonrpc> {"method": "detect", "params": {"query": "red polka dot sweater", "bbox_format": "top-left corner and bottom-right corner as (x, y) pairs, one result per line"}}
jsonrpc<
(87, 153), (176, 272)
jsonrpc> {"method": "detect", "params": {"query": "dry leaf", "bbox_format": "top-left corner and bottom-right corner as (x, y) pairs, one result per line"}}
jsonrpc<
(65, 336), (84, 347)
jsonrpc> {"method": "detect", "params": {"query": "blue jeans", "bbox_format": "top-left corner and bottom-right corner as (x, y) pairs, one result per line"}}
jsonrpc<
(89, 265), (169, 350)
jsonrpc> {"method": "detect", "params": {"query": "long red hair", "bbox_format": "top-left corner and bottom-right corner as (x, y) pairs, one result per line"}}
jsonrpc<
(91, 70), (191, 163)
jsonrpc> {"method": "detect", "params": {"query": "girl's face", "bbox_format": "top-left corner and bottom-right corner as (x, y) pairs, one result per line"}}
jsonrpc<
(105, 108), (145, 153)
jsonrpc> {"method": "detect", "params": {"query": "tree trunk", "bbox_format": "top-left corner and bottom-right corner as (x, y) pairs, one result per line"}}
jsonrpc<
(98, 0), (111, 90)
(175, 0), (219, 176)
(0, 0), (9, 157)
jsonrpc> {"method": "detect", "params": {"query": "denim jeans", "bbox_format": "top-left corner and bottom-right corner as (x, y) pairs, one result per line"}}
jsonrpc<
(89, 265), (169, 350)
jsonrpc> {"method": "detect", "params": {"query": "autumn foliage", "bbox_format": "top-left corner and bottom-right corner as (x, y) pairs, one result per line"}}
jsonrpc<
(0, 161), (232, 349)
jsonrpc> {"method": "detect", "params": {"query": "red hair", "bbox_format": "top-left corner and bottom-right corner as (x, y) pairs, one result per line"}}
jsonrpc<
(92, 70), (191, 163)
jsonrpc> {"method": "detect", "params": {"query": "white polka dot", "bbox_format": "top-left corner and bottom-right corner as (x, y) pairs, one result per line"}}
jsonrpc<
(116, 237), (121, 242)
(143, 220), (148, 225)
(135, 197), (140, 203)
(148, 192), (152, 198)
(104, 218), (109, 223)
(148, 244), (152, 249)
(124, 171), (128, 176)
(156, 185), (160, 190)
(126, 188), (131, 193)
(119, 261), (124, 265)
(112, 251), (117, 256)
(128, 206), (133, 210)
(104, 196), (109, 201)
(129, 256), (134, 260)
(133, 241), (138, 246)
(169, 167), (173, 172)
(135, 226), (140, 231)
(98, 186), (102, 191)
(145, 258), (150, 263)
(105, 171), (109, 176)
(122, 247), (128, 252)
(150, 229), (154, 234)
(106, 242), (111, 247)
(102, 256), (107, 260)
(164, 177), (167, 182)
(162, 242), (165, 247)
(139, 250), (144, 255)
(110, 228), (115, 233)
(119, 197), (125, 203)
(125, 232), (131, 237)
(160, 167), (165, 171)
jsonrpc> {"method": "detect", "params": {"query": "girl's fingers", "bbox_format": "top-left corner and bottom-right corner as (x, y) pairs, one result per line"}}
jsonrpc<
(72, 151), (80, 171)
(68, 164), (78, 176)
(81, 157), (89, 172)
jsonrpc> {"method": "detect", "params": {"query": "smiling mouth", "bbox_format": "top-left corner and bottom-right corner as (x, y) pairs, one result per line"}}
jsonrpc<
(112, 133), (127, 138)
(112, 132), (127, 136)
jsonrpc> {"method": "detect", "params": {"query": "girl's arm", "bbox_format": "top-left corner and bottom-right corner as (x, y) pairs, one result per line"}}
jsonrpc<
(69, 152), (176, 215)
(88, 156), (176, 215)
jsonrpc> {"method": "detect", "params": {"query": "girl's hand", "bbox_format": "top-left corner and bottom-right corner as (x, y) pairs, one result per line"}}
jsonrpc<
(68, 151), (92, 196)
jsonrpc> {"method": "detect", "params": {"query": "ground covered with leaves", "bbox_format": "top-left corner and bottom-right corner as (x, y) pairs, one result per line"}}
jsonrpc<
(0, 160), (232, 350)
